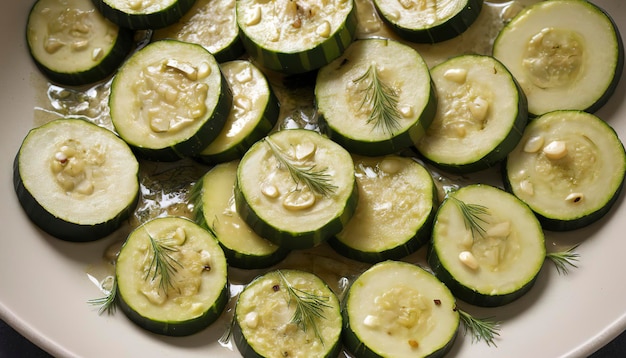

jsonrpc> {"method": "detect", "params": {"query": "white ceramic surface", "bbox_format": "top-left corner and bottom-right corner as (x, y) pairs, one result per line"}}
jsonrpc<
(2, 1), (626, 357)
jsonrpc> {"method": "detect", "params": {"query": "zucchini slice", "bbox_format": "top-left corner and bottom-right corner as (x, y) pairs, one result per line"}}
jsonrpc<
(504, 110), (626, 231)
(236, 0), (357, 74)
(316, 38), (437, 156)
(194, 161), (289, 269)
(116, 216), (229, 336)
(235, 129), (358, 250)
(196, 60), (279, 165)
(91, 0), (196, 30)
(428, 184), (546, 307)
(492, 0), (624, 116)
(109, 39), (232, 161)
(233, 269), (343, 358)
(13, 118), (139, 242)
(373, 0), (483, 43)
(343, 260), (459, 358)
(26, 0), (133, 86)
(329, 155), (437, 263)
(152, 0), (244, 63)
(415, 54), (528, 174)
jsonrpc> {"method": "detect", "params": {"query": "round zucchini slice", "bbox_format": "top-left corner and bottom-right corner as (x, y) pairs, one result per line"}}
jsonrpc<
(316, 38), (437, 156)
(233, 269), (342, 358)
(196, 60), (279, 165)
(152, 0), (244, 63)
(116, 216), (229, 336)
(236, 0), (357, 74)
(109, 39), (232, 161)
(343, 260), (459, 358)
(91, 0), (196, 30)
(13, 118), (139, 242)
(428, 184), (546, 307)
(194, 161), (289, 269)
(415, 54), (528, 174)
(329, 155), (437, 263)
(504, 110), (626, 231)
(235, 129), (358, 250)
(26, 0), (133, 86)
(492, 0), (624, 116)
(373, 0), (483, 43)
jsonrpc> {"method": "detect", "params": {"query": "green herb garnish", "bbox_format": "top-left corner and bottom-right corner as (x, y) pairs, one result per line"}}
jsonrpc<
(278, 270), (332, 344)
(145, 231), (183, 293)
(354, 63), (402, 135)
(546, 244), (580, 275)
(264, 137), (337, 197)
(458, 308), (501, 347)
(449, 196), (490, 240)
(87, 277), (118, 315)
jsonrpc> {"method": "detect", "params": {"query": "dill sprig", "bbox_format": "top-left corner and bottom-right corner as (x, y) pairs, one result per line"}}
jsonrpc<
(458, 308), (501, 347)
(264, 137), (337, 197)
(145, 231), (183, 293)
(87, 277), (118, 315)
(353, 63), (402, 135)
(546, 244), (580, 275)
(449, 196), (490, 240)
(278, 270), (332, 344)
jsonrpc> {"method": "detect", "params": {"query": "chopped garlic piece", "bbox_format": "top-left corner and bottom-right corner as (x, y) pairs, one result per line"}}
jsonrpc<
(543, 140), (568, 160)
(443, 68), (468, 84)
(565, 192), (584, 203)
(459, 251), (479, 270)
(524, 135), (544, 153)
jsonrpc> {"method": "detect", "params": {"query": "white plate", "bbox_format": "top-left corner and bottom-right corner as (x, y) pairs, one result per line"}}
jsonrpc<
(1, 1), (625, 357)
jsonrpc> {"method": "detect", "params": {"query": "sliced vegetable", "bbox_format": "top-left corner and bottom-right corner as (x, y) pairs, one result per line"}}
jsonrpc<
(193, 160), (289, 269)
(91, 0), (196, 30)
(13, 118), (139, 242)
(428, 184), (546, 307)
(196, 60), (279, 165)
(415, 54), (528, 174)
(26, 0), (133, 86)
(343, 260), (459, 357)
(492, 0), (624, 116)
(109, 39), (232, 161)
(316, 38), (436, 156)
(152, 0), (244, 62)
(233, 269), (342, 358)
(329, 155), (437, 263)
(116, 216), (229, 336)
(373, 0), (483, 43)
(236, 0), (357, 74)
(504, 110), (626, 231)
(235, 129), (358, 250)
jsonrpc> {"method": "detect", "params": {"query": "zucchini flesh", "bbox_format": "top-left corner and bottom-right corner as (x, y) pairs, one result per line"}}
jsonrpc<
(13, 118), (139, 242)
(235, 129), (358, 250)
(492, 0), (624, 116)
(428, 184), (546, 307)
(109, 39), (232, 161)
(415, 54), (528, 174)
(195, 161), (289, 269)
(330, 155), (437, 263)
(316, 38), (436, 156)
(116, 217), (229, 336)
(505, 110), (626, 231)
(92, 0), (197, 29)
(233, 269), (342, 358)
(197, 60), (279, 165)
(152, 0), (244, 62)
(343, 260), (459, 358)
(373, 0), (483, 43)
(26, 0), (133, 86)
(236, 0), (357, 73)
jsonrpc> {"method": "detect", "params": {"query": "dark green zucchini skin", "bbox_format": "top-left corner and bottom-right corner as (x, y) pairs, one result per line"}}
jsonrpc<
(426, 243), (538, 307)
(12, 154), (138, 242)
(90, 0), (197, 30)
(237, 2), (358, 74)
(375, 0), (483, 44)
(116, 277), (229, 336)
